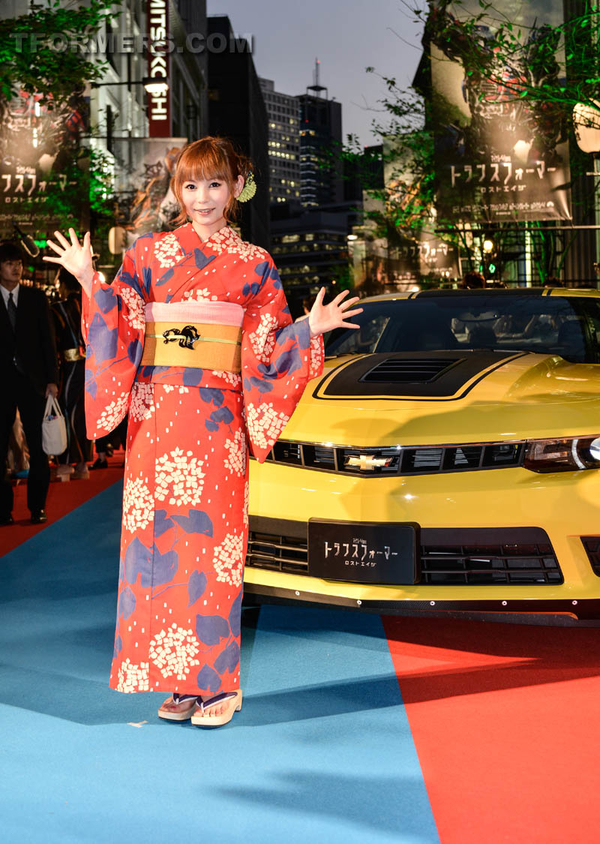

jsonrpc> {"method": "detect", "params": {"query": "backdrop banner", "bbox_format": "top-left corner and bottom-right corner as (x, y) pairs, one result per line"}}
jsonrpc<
(0, 91), (87, 239)
(386, 235), (459, 280)
(429, 0), (571, 223)
(111, 137), (186, 239)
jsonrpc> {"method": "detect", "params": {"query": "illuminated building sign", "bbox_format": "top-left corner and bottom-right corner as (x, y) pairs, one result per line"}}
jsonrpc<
(147, 0), (170, 137)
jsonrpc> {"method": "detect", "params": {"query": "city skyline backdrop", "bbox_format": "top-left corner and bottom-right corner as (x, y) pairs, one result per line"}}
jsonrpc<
(206, 0), (425, 147)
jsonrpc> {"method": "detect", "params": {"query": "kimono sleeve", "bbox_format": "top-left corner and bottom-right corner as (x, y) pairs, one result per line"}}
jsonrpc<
(241, 257), (324, 462)
(81, 239), (148, 439)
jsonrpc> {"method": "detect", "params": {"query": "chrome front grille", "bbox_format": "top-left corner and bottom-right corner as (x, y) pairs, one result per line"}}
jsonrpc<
(247, 531), (308, 575)
(266, 440), (524, 476)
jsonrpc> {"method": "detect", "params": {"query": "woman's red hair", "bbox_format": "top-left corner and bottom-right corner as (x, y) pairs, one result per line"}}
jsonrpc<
(171, 136), (254, 226)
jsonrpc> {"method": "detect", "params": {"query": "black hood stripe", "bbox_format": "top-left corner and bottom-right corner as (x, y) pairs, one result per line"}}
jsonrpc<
(314, 351), (528, 402)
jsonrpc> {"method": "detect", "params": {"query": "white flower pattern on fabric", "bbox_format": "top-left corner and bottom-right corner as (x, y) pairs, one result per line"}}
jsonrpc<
(130, 381), (155, 422)
(249, 313), (278, 364)
(213, 532), (245, 587)
(122, 476), (154, 532)
(119, 285), (145, 330)
(149, 624), (201, 681)
(211, 369), (242, 387)
(183, 288), (219, 302)
(162, 385), (188, 394)
(117, 658), (150, 693)
(97, 392), (129, 432)
(246, 402), (290, 451)
(155, 446), (205, 507)
(203, 226), (268, 263)
(154, 232), (183, 269)
(309, 335), (325, 379)
(224, 429), (246, 476)
(243, 480), (249, 528)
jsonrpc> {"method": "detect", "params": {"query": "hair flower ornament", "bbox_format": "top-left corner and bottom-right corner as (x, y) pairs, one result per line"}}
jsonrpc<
(237, 171), (257, 202)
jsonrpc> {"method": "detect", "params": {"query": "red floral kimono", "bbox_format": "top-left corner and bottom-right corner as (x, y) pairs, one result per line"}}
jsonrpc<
(82, 223), (324, 696)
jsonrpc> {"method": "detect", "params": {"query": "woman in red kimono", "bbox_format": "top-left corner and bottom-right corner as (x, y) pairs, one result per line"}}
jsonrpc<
(43, 136), (362, 727)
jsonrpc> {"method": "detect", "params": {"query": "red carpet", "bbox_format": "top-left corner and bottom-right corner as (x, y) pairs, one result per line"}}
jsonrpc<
(0, 454), (124, 557)
(384, 616), (600, 843)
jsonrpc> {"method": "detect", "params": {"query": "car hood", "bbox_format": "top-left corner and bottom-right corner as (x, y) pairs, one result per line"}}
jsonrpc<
(284, 350), (600, 446)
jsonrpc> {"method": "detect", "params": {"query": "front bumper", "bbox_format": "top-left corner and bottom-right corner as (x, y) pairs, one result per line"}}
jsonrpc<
(243, 580), (600, 625)
(245, 461), (600, 624)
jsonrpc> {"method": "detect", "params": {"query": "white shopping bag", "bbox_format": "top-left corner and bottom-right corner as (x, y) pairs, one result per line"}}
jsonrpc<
(42, 395), (67, 456)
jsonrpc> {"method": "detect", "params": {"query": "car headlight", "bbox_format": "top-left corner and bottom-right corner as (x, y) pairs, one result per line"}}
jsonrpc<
(523, 436), (600, 472)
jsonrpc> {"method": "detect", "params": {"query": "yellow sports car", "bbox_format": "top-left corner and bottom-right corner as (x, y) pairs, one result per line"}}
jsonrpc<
(245, 287), (600, 624)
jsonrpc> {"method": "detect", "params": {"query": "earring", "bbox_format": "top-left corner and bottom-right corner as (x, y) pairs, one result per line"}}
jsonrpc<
(237, 172), (256, 203)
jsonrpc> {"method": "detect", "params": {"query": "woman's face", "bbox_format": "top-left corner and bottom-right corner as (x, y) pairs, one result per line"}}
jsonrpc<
(181, 174), (243, 231)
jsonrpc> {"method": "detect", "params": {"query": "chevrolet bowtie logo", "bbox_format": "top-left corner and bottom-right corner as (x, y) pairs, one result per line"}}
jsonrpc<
(344, 454), (394, 471)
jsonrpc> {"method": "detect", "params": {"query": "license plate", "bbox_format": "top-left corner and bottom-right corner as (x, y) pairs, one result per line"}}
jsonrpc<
(308, 520), (420, 584)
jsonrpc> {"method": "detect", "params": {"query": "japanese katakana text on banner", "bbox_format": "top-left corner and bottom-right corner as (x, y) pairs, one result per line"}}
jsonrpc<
(429, 0), (571, 223)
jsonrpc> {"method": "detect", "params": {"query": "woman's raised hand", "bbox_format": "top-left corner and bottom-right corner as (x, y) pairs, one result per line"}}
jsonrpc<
(42, 228), (94, 296)
(308, 287), (363, 337)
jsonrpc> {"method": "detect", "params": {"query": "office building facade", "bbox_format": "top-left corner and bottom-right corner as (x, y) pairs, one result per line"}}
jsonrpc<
(259, 78), (301, 207)
(207, 15), (270, 248)
(296, 87), (343, 208)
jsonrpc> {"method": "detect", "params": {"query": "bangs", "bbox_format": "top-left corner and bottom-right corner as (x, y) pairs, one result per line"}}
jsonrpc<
(174, 143), (234, 187)
(177, 162), (230, 184)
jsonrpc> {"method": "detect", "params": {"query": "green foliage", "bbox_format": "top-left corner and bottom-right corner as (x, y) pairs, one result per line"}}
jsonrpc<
(0, 0), (115, 108)
(426, 0), (600, 118)
(334, 0), (600, 283)
(0, 3), (120, 246)
(332, 72), (466, 259)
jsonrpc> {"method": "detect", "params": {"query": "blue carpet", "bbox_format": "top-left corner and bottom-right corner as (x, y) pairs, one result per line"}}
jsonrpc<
(0, 483), (438, 843)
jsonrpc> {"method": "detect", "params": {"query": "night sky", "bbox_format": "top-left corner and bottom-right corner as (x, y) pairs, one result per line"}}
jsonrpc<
(206, 0), (425, 146)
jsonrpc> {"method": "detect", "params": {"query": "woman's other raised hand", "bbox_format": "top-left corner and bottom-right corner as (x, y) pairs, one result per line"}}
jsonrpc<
(43, 229), (94, 296)
(307, 287), (363, 337)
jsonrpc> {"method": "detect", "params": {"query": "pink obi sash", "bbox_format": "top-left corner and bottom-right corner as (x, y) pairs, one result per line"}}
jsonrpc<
(144, 301), (244, 326)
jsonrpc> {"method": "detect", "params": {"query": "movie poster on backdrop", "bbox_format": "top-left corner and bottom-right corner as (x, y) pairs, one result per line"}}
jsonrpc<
(0, 91), (88, 240)
(430, 0), (571, 223)
(111, 137), (187, 241)
(354, 233), (458, 289)
(418, 234), (459, 278)
(389, 235), (459, 280)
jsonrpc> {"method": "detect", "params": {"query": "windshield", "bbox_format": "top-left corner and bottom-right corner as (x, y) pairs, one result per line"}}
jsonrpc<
(324, 294), (600, 364)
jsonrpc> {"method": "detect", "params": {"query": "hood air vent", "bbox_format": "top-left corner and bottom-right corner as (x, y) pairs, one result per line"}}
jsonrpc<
(319, 351), (520, 399)
(361, 357), (460, 384)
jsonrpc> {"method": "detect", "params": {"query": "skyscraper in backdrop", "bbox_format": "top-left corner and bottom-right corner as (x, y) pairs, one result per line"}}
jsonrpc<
(296, 60), (344, 208)
(259, 78), (301, 208)
(207, 14), (270, 249)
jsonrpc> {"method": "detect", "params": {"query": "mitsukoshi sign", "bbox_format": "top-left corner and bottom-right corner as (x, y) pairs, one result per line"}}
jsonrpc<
(429, 0), (571, 223)
(147, 0), (170, 137)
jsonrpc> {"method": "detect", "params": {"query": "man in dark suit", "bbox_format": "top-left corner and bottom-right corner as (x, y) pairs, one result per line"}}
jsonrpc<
(0, 242), (58, 524)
